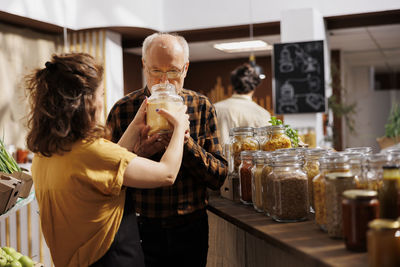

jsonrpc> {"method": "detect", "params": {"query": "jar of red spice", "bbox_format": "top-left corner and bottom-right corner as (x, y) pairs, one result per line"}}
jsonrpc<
(239, 150), (255, 205)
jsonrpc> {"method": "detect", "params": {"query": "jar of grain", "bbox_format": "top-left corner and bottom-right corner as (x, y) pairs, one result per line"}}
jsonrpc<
(262, 125), (292, 151)
(325, 172), (356, 239)
(261, 152), (273, 215)
(313, 154), (351, 232)
(270, 154), (308, 222)
(146, 83), (184, 136)
(230, 127), (258, 175)
(252, 151), (266, 212)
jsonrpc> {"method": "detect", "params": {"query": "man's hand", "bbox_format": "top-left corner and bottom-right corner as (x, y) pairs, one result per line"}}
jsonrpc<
(133, 126), (169, 157)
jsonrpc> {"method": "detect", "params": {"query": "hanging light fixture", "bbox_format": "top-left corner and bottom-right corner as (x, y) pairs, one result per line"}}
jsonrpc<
(248, 0), (265, 80)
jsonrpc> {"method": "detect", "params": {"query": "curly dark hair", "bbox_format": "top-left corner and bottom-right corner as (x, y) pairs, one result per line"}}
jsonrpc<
(25, 53), (104, 157)
(230, 63), (261, 94)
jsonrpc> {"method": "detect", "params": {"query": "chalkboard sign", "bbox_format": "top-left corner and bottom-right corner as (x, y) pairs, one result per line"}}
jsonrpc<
(273, 40), (326, 114)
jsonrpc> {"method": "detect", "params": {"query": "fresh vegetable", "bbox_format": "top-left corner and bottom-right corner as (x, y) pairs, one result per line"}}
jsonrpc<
(0, 247), (34, 267)
(269, 116), (300, 148)
(385, 103), (400, 140)
(0, 139), (21, 174)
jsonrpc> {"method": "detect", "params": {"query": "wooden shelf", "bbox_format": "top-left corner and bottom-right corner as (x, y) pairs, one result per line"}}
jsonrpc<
(207, 196), (368, 267)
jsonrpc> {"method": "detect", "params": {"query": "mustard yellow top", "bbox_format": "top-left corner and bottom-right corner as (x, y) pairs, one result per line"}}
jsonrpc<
(31, 138), (136, 267)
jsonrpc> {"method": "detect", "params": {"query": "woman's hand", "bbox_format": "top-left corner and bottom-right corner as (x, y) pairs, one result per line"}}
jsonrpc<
(157, 105), (189, 132)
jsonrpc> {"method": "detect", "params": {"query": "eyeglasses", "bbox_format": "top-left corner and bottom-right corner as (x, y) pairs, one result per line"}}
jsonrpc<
(146, 65), (186, 79)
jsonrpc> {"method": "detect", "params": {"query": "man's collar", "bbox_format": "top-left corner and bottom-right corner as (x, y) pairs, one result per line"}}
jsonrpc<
(231, 93), (252, 101)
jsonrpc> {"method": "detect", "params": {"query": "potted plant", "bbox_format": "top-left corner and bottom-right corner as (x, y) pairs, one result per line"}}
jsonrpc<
(377, 104), (400, 149)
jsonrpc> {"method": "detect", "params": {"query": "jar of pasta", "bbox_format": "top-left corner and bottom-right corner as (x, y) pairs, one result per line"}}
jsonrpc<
(230, 127), (258, 175)
(313, 154), (351, 231)
(262, 125), (292, 151)
(252, 151), (266, 212)
(304, 148), (329, 212)
(325, 172), (356, 239)
(270, 154), (308, 222)
(146, 83), (184, 136)
(239, 150), (255, 205)
(342, 152), (364, 188)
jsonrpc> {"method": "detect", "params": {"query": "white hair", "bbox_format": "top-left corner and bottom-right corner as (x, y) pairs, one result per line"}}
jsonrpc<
(142, 32), (189, 63)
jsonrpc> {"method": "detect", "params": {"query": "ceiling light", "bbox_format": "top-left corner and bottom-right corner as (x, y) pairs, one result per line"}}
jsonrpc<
(213, 40), (272, 53)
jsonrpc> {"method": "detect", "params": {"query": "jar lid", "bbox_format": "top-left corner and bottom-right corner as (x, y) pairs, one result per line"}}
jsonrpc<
(232, 127), (254, 135)
(150, 83), (176, 93)
(345, 147), (373, 154)
(365, 153), (391, 164)
(342, 189), (377, 199)
(266, 125), (285, 131)
(325, 172), (354, 180)
(368, 219), (400, 230)
(240, 150), (255, 159)
(253, 151), (268, 162)
(271, 154), (303, 166)
(319, 154), (349, 165)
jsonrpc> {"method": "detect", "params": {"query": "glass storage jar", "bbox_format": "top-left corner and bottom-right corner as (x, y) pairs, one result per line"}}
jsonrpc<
(252, 151), (266, 212)
(367, 219), (400, 267)
(362, 154), (391, 191)
(345, 147), (373, 155)
(304, 148), (329, 212)
(313, 154), (351, 231)
(146, 83), (184, 136)
(254, 126), (268, 150)
(379, 166), (400, 219)
(230, 127), (258, 175)
(270, 154), (308, 222)
(325, 172), (356, 239)
(341, 152), (364, 188)
(342, 189), (379, 252)
(239, 150), (255, 205)
(262, 125), (292, 151)
(261, 152), (273, 215)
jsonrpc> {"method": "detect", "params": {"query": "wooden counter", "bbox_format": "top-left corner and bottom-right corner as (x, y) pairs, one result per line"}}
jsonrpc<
(206, 196), (368, 267)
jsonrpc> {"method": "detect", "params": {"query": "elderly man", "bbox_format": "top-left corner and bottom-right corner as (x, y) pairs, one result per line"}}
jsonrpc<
(107, 32), (227, 267)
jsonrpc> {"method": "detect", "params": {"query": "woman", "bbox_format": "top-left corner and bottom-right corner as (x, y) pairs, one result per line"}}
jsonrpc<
(25, 53), (189, 267)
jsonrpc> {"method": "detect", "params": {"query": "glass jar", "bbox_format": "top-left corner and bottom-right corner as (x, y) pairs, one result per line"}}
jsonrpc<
(367, 219), (400, 267)
(230, 127), (258, 175)
(345, 147), (373, 154)
(270, 155), (308, 222)
(304, 148), (328, 212)
(262, 125), (292, 151)
(313, 154), (351, 231)
(342, 189), (379, 252)
(379, 166), (400, 219)
(362, 154), (391, 191)
(146, 83), (184, 136)
(254, 126), (268, 150)
(341, 152), (364, 188)
(252, 151), (266, 212)
(261, 152), (273, 215)
(325, 172), (357, 239)
(239, 150), (255, 205)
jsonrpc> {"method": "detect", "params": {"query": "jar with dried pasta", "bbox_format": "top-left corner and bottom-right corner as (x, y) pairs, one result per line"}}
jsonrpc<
(362, 153), (391, 191)
(304, 148), (329, 212)
(230, 127), (258, 175)
(342, 152), (364, 188)
(313, 154), (351, 231)
(270, 154), (308, 222)
(262, 125), (292, 151)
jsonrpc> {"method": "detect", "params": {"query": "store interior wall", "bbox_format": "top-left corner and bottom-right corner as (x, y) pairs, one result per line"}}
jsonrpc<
(342, 61), (400, 152)
(0, 23), (60, 148)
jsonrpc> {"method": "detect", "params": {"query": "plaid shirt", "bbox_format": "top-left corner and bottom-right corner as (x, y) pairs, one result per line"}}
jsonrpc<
(107, 87), (228, 218)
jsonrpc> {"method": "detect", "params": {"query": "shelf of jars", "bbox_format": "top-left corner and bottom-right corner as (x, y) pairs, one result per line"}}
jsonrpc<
(217, 125), (400, 267)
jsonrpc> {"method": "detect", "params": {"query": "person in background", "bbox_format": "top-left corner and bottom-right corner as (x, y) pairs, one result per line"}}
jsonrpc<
(107, 32), (228, 267)
(214, 63), (271, 146)
(25, 53), (189, 267)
